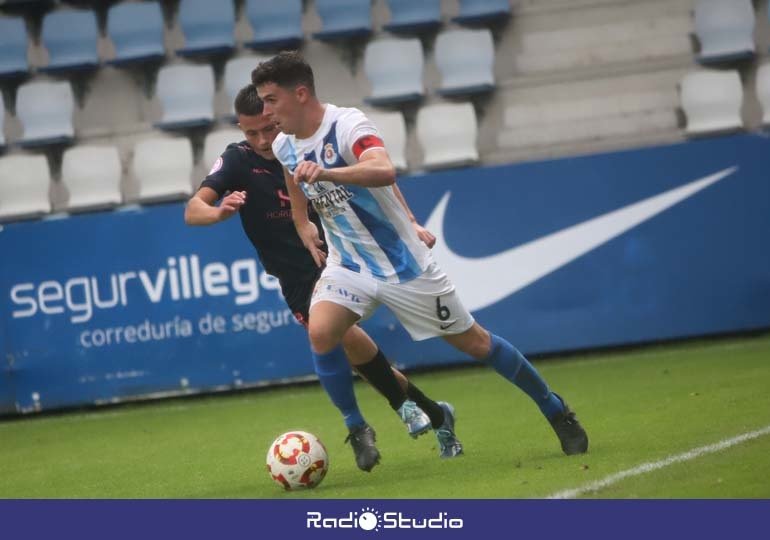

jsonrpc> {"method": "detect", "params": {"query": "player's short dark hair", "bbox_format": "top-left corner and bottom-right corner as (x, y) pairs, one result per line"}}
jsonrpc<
(234, 84), (264, 117)
(251, 51), (316, 96)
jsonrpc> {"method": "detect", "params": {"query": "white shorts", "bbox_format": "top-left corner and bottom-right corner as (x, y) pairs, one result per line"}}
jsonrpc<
(310, 263), (475, 341)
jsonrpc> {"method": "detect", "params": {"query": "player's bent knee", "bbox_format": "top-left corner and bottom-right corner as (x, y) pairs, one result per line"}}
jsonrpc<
(445, 323), (492, 360)
(465, 339), (491, 360)
(308, 325), (339, 355)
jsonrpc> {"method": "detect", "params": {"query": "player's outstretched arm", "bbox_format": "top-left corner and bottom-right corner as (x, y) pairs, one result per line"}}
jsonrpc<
(184, 187), (245, 226)
(294, 148), (396, 188)
(392, 184), (436, 248)
(285, 168), (327, 267)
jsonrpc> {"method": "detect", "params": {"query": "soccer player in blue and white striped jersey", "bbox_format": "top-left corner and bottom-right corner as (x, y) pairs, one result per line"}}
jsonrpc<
(254, 52), (589, 458)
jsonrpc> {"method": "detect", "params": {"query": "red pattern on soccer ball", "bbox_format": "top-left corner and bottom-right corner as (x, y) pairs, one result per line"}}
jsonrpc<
(272, 432), (311, 465)
(271, 472), (291, 490)
(299, 459), (328, 487)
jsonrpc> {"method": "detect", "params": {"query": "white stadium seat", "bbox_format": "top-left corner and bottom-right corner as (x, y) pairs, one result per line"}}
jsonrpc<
(0, 154), (51, 220)
(680, 70), (743, 135)
(156, 64), (215, 129)
(757, 63), (770, 126)
(223, 56), (269, 117)
(417, 102), (479, 169)
(16, 80), (75, 146)
(364, 110), (408, 172)
(0, 97), (5, 147)
(203, 128), (243, 173)
(62, 145), (123, 212)
(133, 137), (194, 202)
(435, 28), (495, 96)
(364, 38), (424, 106)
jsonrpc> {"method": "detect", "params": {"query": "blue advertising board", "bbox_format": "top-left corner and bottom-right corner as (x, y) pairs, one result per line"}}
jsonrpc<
(1, 133), (768, 413)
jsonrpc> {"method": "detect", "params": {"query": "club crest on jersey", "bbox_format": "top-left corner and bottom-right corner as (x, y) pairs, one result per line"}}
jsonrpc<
(322, 143), (338, 166)
(209, 157), (223, 175)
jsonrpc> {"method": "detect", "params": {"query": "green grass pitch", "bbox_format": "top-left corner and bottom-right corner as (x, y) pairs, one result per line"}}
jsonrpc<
(1, 334), (769, 498)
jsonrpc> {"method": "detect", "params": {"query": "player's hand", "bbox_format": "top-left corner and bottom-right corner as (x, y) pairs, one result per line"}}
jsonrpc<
(297, 221), (327, 268)
(218, 191), (246, 221)
(412, 222), (436, 248)
(294, 161), (324, 185)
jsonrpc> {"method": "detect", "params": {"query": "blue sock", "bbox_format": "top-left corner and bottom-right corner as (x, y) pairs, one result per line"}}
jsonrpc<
(312, 346), (366, 429)
(484, 334), (565, 420)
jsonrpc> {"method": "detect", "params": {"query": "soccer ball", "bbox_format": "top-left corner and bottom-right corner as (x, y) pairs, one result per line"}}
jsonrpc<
(265, 430), (329, 490)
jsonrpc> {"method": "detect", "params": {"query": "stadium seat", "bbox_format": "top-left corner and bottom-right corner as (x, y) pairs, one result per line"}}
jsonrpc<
(365, 110), (407, 171)
(244, 0), (303, 50)
(133, 137), (194, 202)
(452, 0), (511, 26)
(40, 9), (100, 73)
(0, 0), (53, 9)
(0, 0), (54, 8)
(203, 128), (242, 173)
(0, 16), (29, 78)
(680, 70), (743, 135)
(61, 145), (123, 212)
(223, 56), (268, 119)
(107, 1), (166, 66)
(694, 0), (755, 63)
(0, 98), (5, 148)
(313, 0), (372, 41)
(155, 64), (215, 130)
(177, 0), (235, 56)
(416, 102), (478, 168)
(0, 154), (51, 220)
(435, 28), (494, 96)
(757, 63), (770, 126)
(383, 0), (441, 34)
(16, 80), (75, 147)
(364, 38), (424, 106)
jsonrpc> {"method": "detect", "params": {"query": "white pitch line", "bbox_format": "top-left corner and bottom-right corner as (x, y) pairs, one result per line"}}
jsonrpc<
(547, 424), (770, 499)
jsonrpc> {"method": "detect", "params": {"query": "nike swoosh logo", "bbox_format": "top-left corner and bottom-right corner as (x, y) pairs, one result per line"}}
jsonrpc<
(440, 321), (457, 331)
(425, 167), (737, 312)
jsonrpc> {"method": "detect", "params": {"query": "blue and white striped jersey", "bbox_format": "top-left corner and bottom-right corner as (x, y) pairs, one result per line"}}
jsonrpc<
(273, 104), (432, 283)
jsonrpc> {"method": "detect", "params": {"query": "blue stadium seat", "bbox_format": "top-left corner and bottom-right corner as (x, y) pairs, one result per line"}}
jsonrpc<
(694, 0), (755, 63)
(435, 29), (494, 96)
(383, 0), (441, 34)
(0, 0), (51, 5)
(452, 0), (511, 26)
(244, 0), (303, 50)
(313, 0), (372, 41)
(0, 16), (29, 78)
(363, 38), (423, 106)
(16, 80), (75, 147)
(177, 0), (235, 57)
(40, 9), (100, 73)
(107, 1), (166, 66)
(155, 64), (215, 130)
(0, 0), (54, 12)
